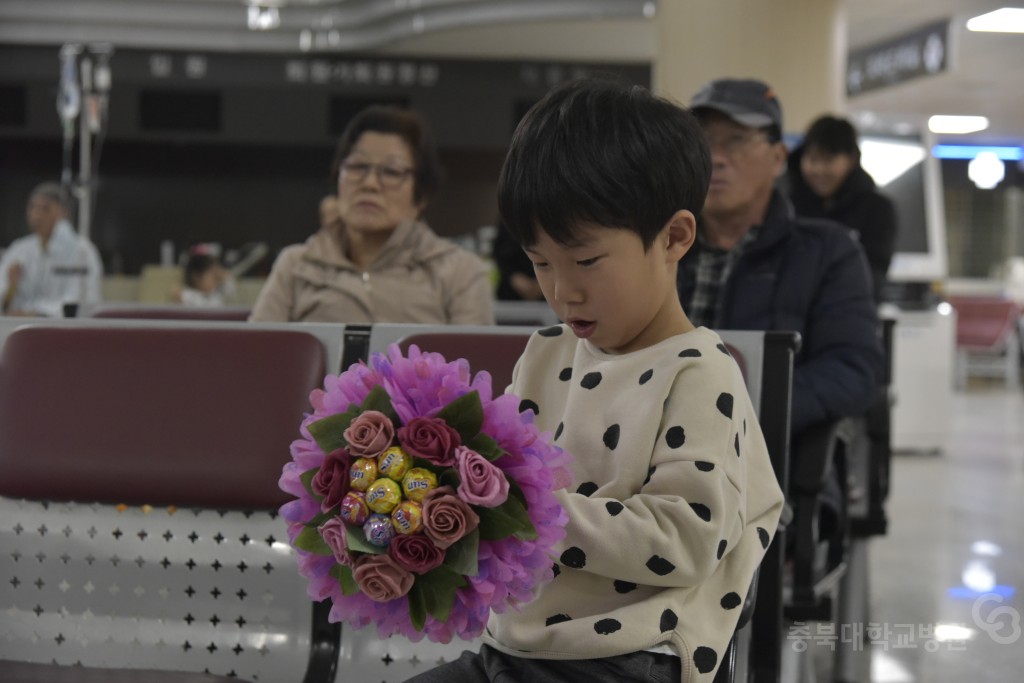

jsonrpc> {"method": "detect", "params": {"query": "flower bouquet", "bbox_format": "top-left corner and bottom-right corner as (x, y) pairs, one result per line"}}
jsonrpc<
(278, 343), (571, 643)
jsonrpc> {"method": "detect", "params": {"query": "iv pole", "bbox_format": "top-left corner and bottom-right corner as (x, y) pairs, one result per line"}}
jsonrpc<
(58, 42), (113, 242)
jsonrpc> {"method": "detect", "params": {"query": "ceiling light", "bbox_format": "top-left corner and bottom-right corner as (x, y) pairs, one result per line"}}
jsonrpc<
(932, 145), (1024, 160)
(927, 115), (989, 134)
(968, 151), (1006, 189)
(247, 5), (280, 31)
(967, 7), (1024, 33)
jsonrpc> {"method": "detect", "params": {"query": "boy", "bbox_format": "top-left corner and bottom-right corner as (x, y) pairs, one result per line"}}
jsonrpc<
(408, 79), (784, 682)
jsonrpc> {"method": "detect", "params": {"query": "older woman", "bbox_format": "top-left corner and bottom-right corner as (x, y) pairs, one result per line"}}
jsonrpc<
(250, 106), (494, 324)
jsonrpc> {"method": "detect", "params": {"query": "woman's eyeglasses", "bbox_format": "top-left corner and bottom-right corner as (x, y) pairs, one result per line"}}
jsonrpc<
(340, 161), (414, 189)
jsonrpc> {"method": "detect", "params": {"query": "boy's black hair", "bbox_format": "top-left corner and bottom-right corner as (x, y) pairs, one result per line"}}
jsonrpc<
(330, 105), (444, 205)
(498, 78), (711, 249)
(802, 115), (860, 159)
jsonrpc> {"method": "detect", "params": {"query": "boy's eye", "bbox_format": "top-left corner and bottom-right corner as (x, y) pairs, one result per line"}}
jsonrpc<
(576, 257), (600, 267)
(531, 261), (549, 269)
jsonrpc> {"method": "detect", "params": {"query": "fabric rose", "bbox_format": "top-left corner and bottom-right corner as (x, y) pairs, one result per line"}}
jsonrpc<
(352, 553), (415, 602)
(343, 410), (395, 459)
(397, 417), (461, 466)
(421, 486), (480, 549)
(311, 449), (351, 512)
(388, 532), (446, 574)
(318, 517), (355, 567)
(454, 446), (510, 508)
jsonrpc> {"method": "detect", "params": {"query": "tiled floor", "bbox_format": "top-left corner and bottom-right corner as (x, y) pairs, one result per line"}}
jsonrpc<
(807, 383), (1024, 682)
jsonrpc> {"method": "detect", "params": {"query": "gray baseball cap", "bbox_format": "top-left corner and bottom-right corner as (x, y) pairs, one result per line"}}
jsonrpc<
(691, 78), (783, 131)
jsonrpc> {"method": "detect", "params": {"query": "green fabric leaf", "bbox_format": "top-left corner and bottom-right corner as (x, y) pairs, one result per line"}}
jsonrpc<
(307, 385), (399, 454)
(330, 563), (359, 596)
(307, 409), (359, 455)
(436, 390), (484, 443)
(293, 525), (332, 555)
(438, 468), (461, 490)
(359, 385), (401, 426)
(300, 467), (323, 500)
(414, 565), (467, 625)
(345, 526), (386, 555)
(466, 432), (506, 462)
(477, 495), (537, 541)
(408, 583), (427, 632)
(444, 529), (479, 577)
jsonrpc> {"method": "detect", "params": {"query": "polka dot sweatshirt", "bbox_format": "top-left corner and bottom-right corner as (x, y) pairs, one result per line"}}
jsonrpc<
(483, 324), (785, 682)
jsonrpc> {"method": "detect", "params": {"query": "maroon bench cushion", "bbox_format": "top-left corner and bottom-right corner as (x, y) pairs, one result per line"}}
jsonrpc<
(948, 296), (1021, 349)
(0, 326), (325, 509)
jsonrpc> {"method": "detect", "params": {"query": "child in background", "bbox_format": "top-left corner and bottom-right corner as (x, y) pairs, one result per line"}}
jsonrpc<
(405, 79), (785, 683)
(179, 245), (228, 307)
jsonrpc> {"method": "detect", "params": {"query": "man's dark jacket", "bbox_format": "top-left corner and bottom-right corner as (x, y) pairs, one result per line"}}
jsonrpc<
(678, 190), (883, 436)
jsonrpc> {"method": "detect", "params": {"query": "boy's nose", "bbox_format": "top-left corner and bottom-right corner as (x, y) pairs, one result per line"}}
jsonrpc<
(552, 273), (584, 305)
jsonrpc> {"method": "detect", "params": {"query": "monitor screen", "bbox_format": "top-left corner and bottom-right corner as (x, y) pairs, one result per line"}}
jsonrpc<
(859, 132), (947, 282)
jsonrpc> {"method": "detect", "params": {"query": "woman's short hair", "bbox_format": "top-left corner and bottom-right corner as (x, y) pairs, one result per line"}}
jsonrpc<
(498, 78), (711, 250)
(802, 115), (860, 158)
(330, 106), (443, 205)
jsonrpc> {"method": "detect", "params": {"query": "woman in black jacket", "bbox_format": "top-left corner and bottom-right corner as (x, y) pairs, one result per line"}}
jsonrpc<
(787, 115), (898, 303)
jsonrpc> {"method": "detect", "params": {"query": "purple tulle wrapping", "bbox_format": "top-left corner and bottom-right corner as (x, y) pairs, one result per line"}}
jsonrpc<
(281, 343), (571, 643)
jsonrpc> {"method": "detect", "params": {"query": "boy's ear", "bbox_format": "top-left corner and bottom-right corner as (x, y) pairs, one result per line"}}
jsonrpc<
(662, 209), (697, 262)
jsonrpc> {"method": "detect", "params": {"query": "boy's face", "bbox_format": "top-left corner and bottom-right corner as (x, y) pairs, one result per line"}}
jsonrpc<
(525, 215), (695, 354)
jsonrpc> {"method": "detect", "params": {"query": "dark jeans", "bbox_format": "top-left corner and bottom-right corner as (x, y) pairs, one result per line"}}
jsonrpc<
(404, 644), (680, 683)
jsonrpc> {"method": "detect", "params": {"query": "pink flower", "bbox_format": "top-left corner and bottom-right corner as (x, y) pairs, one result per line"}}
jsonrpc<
(398, 417), (461, 466)
(421, 486), (480, 549)
(388, 533), (446, 574)
(454, 447), (509, 508)
(343, 410), (395, 459)
(318, 517), (355, 567)
(311, 449), (351, 513)
(353, 553), (415, 602)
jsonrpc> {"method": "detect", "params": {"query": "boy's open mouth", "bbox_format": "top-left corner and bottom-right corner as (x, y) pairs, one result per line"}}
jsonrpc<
(568, 319), (596, 338)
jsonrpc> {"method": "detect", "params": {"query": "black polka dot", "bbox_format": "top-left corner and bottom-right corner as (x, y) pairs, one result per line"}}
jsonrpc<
(580, 372), (602, 389)
(538, 326), (563, 337)
(678, 348), (702, 358)
(757, 527), (770, 549)
(717, 539), (727, 560)
(605, 501), (624, 516)
(560, 547), (586, 569)
(643, 466), (656, 486)
(659, 609), (678, 632)
(594, 618), (622, 635)
(576, 482), (598, 497)
(716, 343), (730, 356)
(646, 555), (676, 576)
(519, 399), (539, 415)
(552, 563), (560, 578)
(693, 646), (718, 673)
(613, 580), (637, 594)
(545, 613), (572, 626)
(695, 461), (715, 472)
(716, 392), (734, 418)
(639, 369), (654, 384)
(665, 426), (686, 449)
(743, 418), (747, 435)
(603, 424), (620, 450)
(721, 592), (742, 610)
(558, 367), (572, 381)
(554, 422), (564, 440)
(735, 432), (740, 456)
(690, 503), (711, 522)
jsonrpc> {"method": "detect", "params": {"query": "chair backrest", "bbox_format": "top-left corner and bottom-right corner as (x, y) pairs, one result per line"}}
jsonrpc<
(948, 295), (1021, 349)
(0, 323), (339, 682)
(86, 303), (252, 322)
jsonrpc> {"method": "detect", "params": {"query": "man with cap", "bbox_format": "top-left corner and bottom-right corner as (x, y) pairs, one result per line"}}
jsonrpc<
(678, 77), (882, 471)
(0, 182), (103, 317)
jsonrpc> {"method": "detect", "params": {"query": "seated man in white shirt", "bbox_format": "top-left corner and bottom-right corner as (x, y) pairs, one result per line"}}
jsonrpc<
(0, 182), (103, 317)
